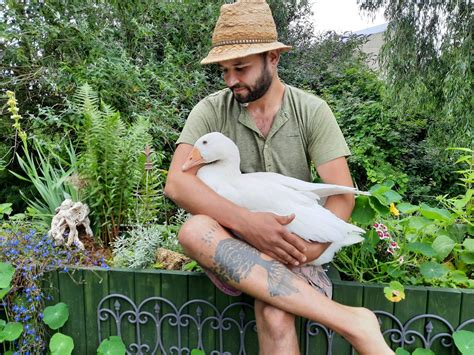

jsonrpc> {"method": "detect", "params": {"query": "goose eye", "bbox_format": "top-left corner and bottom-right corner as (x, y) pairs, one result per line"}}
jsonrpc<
(203, 140), (207, 145)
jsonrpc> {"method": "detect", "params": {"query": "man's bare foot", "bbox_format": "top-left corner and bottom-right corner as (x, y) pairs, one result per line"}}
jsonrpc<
(342, 307), (394, 355)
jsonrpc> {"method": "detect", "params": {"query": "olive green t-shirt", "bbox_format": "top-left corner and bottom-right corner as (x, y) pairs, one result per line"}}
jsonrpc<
(177, 85), (350, 182)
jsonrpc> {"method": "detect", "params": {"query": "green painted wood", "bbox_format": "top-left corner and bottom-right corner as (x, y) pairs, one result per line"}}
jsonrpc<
(426, 287), (462, 355)
(459, 289), (474, 332)
(332, 281), (364, 355)
(83, 267), (109, 355)
(187, 272), (216, 353)
(161, 271), (188, 352)
(108, 269), (136, 351)
(363, 283), (395, 350)
(133, 269), (161, 353)
(394, 286), (428, 352)
(57, 269), (86, 355)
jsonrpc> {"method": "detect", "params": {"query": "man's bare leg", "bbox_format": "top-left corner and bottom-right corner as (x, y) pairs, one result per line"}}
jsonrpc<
(179, 215), (394, 355)
(255, 299), (299, 355)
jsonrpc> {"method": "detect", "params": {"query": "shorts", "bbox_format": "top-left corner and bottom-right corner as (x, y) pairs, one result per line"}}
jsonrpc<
(203, 263), (333, 299)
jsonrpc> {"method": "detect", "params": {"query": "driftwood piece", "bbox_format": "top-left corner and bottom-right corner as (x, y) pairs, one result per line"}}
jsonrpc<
(48, 199), (93, 250)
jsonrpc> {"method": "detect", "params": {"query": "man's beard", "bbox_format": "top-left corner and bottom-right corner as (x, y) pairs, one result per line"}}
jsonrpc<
(231, 63), (273, 104)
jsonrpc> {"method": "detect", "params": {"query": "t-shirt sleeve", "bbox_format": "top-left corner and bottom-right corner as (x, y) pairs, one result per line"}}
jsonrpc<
(176, 98), (219, 146)
(307, 101), (351, 167)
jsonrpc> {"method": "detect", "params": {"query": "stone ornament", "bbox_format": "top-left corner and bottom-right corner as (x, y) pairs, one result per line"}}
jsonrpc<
(48, 199), (93, 250)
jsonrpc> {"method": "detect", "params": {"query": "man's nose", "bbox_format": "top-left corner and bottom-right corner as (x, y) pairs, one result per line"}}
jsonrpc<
(225, 72), (239, 88)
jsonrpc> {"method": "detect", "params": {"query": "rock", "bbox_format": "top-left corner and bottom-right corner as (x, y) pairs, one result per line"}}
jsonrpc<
(155, 248), (191, 270)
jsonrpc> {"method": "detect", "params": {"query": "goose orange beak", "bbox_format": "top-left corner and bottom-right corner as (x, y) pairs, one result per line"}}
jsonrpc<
(182, 147), (205, 171)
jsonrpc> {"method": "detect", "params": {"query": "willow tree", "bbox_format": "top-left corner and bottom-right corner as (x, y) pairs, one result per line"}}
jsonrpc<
(358, 0), (472, 152)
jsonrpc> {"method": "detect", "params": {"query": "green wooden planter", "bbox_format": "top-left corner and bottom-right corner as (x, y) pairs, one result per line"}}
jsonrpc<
(43, 267), (474, 355)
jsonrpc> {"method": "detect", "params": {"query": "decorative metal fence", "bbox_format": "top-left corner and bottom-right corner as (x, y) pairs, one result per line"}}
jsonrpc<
(98, 293), (474, 355)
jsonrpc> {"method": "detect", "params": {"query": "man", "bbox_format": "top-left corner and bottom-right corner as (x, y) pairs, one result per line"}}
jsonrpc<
(165, 1), (394, 354)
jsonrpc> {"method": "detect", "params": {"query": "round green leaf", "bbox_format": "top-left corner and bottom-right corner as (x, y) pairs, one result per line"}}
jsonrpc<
(0, 319), (6, 329)
(395, 348), (410, 355)
(383, 190), (403, 204)
(432, 235), (455, 260)
(463, 239), (474, 252)
(420, 204), (452, 222)
(43, 302), (69, 330)
(351, 196), (376, 225)
(0, 286), (11, 299)
(191, 350), (206, 355)
(460, 252), (474, 265)
(453, 330), (474, 354)
(406, 242), (437, 258)
(49, 332), (74, 355)
(408, 217), (431, 232)
(0, 262), (15, 289)
(0, 322), (23, 342)
(368, 196), (390, 216)
(420, 262), (449, 280)
(412, 349), (435, 355)
(397, 202), (420, 214)
(97, 336), (126, 355)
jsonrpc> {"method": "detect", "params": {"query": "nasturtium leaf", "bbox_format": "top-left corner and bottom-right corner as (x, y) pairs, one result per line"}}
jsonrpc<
(0, 319), (6, 329)
(432, 235), (455, 260)
(0, 322), (23, 341)
(383, 281), (405, 303)
(43, 302), (69, 330)
(397, 202), (419, 214)
(49, 332), (74, 355)
(420, 262), (449, 280)
(351, 196), (375, 225)
(453, 330), (474, 355)
(383, 190), (403, 204)
(0, 286), (10, 299)
(368, 196), (390, 216)
(460, 252), (474, 265)
(406, 242), (437, 257)
(191, 350), (206, 355)
(450, 270), (469, 284)
(0, 262), (15, 289)
(412, 349), (435, 355)
(407, 217), (431, 232)
(97, 336), (126, 355)
(420, 204), (452, 222)
(447, 224), (468, 243)
(369, 184), (391, 196)
(395, 348), (410, 355)
(463, 238), (474, 252)
(0, 203), (12, 216)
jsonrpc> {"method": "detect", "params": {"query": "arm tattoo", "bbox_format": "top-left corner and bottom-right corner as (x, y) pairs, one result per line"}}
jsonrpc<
(201, 222), (220, 246)
(212, 238), (300, 297)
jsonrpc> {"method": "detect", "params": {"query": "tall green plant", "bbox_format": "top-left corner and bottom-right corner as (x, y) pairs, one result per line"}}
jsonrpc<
(75, 84), (152, 244)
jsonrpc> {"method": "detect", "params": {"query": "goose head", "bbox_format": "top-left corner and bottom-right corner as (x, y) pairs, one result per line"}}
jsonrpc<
(182, 132), (241, 172)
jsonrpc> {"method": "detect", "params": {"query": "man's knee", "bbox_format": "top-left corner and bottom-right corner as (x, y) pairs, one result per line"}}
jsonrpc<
(257, 302), (295, 335)
(178, 214), (217, 251)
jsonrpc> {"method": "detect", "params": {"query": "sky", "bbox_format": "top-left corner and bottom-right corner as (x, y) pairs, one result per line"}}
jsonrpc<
(310, 0), (386, 33)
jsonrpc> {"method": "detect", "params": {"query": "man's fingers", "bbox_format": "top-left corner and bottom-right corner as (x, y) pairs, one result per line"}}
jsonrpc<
(272, 246), (300, 265)
(275, 213), (295, 225)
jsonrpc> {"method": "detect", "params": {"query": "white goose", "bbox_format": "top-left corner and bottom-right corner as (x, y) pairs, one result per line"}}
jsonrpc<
(182, 132), (366, 265)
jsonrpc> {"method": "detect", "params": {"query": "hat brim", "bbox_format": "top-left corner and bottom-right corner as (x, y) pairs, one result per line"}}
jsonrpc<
(200, 41), (291, 65)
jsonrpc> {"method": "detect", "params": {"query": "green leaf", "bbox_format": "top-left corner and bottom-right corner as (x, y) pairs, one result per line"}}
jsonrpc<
(383, 190), (403, 204)
(49, 332), (74, 355)
(460, 252), (474, 265)
(97, 336), (126, 355)
(0, 263), (15, 289)
(450, 270), (469, 284)
(351, 196), (376, 225)
(383, 281), (405, 302)
(395, 348), (410, 355)
(397, 202), (419, 214)
(0, 322), (23, 342)
(406, 242), (437, 257)
(420, 262), (449, 280)
(0, 287), (11, 299)
(43, 302), (69, 330)
(368, 196), (390, 216)
(453, 330), (474, 354)
(412, 349), (435, 355)
(0, 319), (5, 329)
(463, 239), (474, 252)
(407, 217), (432, 232)
(191, 350), (205, 355)
(432, 235), (455, 260)
(0, 203), (13, 216)
(420, 204), (452, 222)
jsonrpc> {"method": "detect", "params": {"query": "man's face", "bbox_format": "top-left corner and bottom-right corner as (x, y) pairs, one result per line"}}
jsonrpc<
(218, 53), (273, 104)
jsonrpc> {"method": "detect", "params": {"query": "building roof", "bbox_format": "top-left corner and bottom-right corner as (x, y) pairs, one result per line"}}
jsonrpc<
(354, 22), (388, 35)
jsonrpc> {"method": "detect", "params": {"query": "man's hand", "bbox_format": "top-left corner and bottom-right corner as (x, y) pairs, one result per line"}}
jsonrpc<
(237, 211), (308, 266)
(301, 240), (331, 264)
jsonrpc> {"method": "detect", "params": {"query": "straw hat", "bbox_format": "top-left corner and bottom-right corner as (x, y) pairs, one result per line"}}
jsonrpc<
(201, 0), (292, 65)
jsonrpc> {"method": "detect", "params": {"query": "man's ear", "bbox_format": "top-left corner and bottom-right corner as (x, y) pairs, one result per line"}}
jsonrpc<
(267, 50), (281, 67)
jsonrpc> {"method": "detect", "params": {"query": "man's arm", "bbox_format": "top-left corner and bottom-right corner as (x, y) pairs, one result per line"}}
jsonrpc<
(164, 143), (308, 265)
(301, 156), (355, 263)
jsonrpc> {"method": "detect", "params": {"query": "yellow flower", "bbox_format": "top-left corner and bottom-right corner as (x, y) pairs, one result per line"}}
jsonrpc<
(390, 203), (400, 216)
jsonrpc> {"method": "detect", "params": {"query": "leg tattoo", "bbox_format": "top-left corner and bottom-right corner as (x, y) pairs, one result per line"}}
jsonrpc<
(212, 238), (300, 297)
